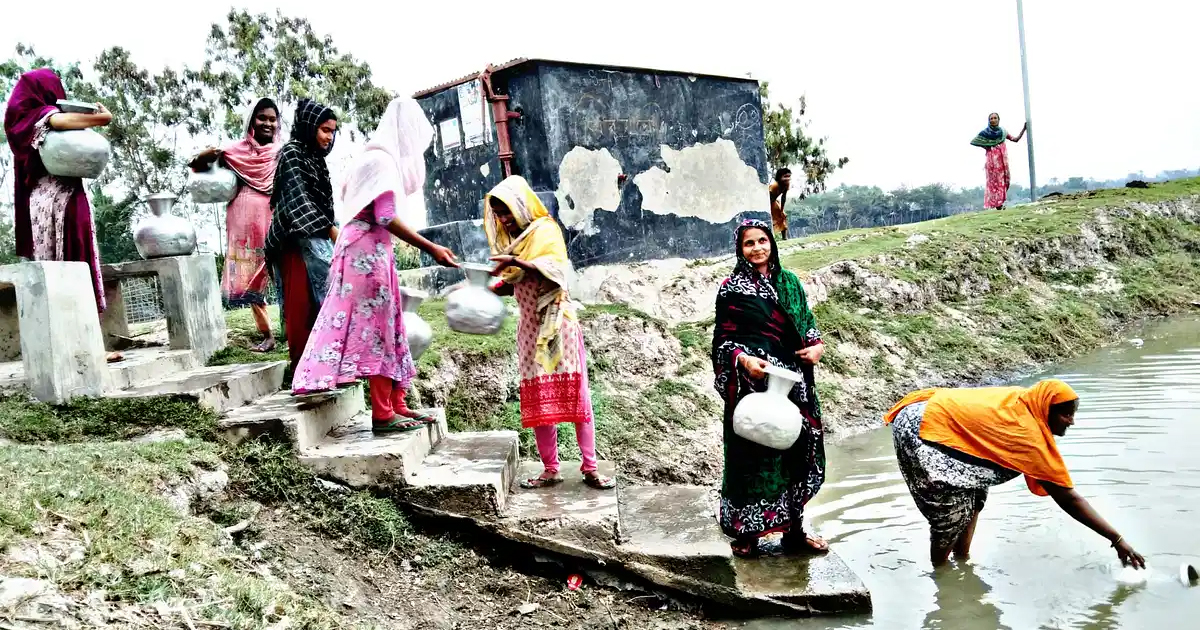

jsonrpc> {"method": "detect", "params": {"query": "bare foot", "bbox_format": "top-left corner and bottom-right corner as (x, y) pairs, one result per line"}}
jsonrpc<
(251, 338), (277, 353)
(106, 351), (124, 363)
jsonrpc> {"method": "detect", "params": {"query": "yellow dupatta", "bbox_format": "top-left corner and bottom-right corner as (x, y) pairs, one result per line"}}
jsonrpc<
(484, 176), (574, 374)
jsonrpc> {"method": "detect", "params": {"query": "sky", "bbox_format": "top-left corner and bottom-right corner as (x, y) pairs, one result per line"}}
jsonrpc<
(2, 0), (1197, 195)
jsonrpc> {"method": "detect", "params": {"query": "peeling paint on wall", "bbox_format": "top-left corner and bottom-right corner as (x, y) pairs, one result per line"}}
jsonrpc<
(554, 147), (623, 233)
(633, 139), (766, 224)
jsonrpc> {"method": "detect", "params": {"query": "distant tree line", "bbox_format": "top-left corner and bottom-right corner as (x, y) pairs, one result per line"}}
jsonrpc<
(785, 168), (1200, 236)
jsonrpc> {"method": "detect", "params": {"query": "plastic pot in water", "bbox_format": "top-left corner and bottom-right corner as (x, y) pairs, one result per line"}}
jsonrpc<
(731, 363), (805, 450)
(445, 263), (506, 335)
(400, 287), (433, 360)
(1181, 563), (1198, 587)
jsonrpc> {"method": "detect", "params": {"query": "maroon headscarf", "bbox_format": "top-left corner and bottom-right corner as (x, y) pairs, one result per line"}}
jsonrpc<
(3, 68), (105, 311)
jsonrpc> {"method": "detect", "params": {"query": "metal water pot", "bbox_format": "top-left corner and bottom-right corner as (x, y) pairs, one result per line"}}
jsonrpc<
(39, 129), (111, 179)
(731, 364), (805, 450)
(188, 165), (239, 204)
(133, 193), (198, 259)
(400, 287), (433, 360)
(445, 263), (507, 335)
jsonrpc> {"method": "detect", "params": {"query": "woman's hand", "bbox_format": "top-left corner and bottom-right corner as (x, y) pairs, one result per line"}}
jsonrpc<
(738, 354), (769, 380)
(94, 103), (113, 125)
(429, 244), (460, 268)
(1114, 538), (1146, 570)
(489, 255), (526, 275)
(796, 344), (824, 365)
(492, 281), (514, 297)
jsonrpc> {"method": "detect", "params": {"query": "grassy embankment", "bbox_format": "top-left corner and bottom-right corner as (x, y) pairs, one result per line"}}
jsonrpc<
(1, 179), (1196, 626)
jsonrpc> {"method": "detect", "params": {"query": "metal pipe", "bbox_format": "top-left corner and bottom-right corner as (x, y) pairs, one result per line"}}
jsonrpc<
(1016, 0), (1037, 202)
(480, 66), (521, 178)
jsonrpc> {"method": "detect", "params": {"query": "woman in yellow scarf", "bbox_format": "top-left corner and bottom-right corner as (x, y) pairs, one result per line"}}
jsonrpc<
(484, 176), (614, 490)
(884, 379), (1145, 568)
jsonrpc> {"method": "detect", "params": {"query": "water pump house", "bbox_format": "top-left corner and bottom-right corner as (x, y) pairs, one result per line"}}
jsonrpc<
(412, 58), (771, 271)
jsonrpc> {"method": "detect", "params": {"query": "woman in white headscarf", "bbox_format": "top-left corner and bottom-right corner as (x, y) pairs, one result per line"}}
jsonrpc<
(292, 97), (459, 432)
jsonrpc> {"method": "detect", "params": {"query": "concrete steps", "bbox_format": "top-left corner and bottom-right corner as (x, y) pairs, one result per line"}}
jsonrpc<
(298, 410), (448, 489)
(107, 348), (200, 390)
(111, 361), (286, 413)
(400, 430), (520, 519)
(501, 460), (621, 556)
(218, 383), (366, 448)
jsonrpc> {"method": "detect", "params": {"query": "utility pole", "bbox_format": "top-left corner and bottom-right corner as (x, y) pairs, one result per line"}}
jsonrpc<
(1016, 0), (1037, 203)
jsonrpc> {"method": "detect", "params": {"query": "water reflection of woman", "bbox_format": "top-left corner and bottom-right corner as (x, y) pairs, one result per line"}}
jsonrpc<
(711, 219), (827, 558)
(885, 380), (1146, 568)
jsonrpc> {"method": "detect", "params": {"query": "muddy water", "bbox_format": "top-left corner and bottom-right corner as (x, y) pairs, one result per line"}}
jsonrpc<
(750, 316), (1200, 629)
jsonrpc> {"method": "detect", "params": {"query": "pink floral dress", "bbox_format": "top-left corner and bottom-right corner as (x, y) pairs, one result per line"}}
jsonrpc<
(291, 191), (415, 393)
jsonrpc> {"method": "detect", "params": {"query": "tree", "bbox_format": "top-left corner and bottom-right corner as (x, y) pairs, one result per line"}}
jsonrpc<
(760, 82), (848, 199)
(190, 9), (394, 139)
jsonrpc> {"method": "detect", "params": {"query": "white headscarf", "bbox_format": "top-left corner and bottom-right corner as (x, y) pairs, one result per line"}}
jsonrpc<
(340, 97), (434, 219)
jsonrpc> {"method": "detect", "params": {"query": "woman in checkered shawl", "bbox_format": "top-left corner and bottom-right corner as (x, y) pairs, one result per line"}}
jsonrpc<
(266, 98), (340, 374)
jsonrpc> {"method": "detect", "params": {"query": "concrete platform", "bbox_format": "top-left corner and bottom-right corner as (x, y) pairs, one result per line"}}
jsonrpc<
(502, 460), (621, 554)
(218, 383), (366, 449)
(618, 485), (736, 588)
(110, 361), (285, 413)
(107, 347), (199, 390)
(734, 550), (871, 614)
(400, 430), (520, 519)
(298, 410), (448, 489)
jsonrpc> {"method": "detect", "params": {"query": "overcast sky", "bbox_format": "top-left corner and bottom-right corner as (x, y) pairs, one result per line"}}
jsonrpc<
(3, 0), (1197, 193)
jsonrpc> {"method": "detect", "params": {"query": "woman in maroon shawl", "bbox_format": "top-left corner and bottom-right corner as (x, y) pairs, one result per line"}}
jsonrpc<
(4, 68), (121, 362)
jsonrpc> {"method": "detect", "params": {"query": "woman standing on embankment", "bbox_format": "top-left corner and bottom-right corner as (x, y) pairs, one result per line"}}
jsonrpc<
(291, 97), (459, 431)
(972, 112), (1026, 209)
(189, 97), (282, 352)
(265, 98), (339, 375)
(484, 175), (615, 491)
(4, 68), (122, 363)
(711, 219), (828, 558)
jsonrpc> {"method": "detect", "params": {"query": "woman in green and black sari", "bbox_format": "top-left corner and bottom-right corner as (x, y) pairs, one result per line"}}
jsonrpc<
(712, 219), (828, 558)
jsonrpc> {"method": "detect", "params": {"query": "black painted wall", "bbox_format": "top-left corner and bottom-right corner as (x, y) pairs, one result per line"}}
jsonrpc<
(416, 60), (768, 269)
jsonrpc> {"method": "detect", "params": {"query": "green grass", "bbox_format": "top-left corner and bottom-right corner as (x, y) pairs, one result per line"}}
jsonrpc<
(0, 395), (219, 443)
(0, 439), (348, 628)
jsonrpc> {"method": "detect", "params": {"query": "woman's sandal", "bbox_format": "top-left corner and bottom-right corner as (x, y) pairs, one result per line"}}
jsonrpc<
(398, 409), (437, 425)
(731, 540), (763, 559)
(782, 531), (830, 555)
(520, 475), (564, 490)
(372, 417), (424, 433)
(582, 473), (616, 490)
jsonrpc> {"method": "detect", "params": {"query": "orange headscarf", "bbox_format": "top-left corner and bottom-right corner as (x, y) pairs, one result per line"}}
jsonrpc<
(883, 379), (1078, 496)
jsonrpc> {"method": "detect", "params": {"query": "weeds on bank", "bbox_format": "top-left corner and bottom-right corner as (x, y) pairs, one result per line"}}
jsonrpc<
(0, 439), (346, 628)
(0, 395), (219, 443)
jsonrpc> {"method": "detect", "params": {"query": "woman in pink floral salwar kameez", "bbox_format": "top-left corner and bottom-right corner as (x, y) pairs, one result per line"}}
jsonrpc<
(291, 97), (458, 432)
(971, 112), (1027, 210)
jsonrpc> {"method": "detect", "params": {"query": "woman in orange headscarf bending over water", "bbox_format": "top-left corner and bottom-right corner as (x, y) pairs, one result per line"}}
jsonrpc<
(884, 379), (1145, 568)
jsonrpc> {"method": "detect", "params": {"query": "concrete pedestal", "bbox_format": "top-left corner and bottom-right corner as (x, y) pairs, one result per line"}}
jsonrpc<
(101, 255), (225, 364)
(0, 262), (109, 403)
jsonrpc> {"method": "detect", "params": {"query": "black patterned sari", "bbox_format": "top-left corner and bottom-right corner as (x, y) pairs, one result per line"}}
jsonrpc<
(712, 220), (825, 541)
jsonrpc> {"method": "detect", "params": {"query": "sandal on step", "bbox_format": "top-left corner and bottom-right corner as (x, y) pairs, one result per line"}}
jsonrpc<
(582, 473), (616, 490)
(782, 531), (830, 555)
(372, 417), (424, 433)
(731, 539), (763, 558)
(519, 475), (564, 490)
(399, 409), (436, 424)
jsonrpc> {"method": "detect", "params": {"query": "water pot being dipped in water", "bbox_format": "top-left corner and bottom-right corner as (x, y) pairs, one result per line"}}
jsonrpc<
(133, 192), (198, 259)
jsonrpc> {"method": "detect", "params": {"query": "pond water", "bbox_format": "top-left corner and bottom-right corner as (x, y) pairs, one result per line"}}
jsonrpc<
(745, 315), (1200, 629)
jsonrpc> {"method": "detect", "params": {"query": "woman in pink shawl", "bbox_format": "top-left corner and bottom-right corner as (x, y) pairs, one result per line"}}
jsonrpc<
(3, 68), (122, 362)
(190, 98), (282, 351)
(292, 97), (458, 431)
